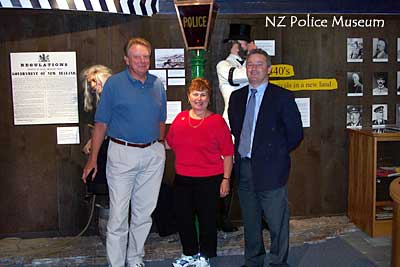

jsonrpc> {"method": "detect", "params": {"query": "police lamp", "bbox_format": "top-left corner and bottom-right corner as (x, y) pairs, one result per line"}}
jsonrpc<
(174, 0), (215, 50)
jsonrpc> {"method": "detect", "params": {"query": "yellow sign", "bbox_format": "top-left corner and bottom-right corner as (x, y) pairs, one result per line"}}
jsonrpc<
(270, 79), (338, 91)
(270, 64), (295, 78)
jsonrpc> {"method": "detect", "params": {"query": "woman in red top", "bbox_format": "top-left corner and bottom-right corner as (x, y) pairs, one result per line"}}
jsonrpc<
(166, 78), (234, 267)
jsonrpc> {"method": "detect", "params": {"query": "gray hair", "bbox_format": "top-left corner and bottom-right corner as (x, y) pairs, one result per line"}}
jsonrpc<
(80, 65), (112, 112)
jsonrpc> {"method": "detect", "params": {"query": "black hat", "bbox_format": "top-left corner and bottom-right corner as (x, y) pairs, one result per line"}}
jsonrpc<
(348, 106), (361, 113)
(374, 106), (384, 113)
(224, 24), (252, 43)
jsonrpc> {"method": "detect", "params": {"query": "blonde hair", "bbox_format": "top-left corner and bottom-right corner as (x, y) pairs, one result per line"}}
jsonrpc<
(124, 37), (152, 56)
(81, 65), (112, 112)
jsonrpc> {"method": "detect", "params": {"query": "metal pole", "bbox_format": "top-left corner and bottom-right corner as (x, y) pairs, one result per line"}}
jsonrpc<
(191, 49), (206, 78)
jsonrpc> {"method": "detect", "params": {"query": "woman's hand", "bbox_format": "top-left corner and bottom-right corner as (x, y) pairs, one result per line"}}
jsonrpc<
(220, 179), (230, 198)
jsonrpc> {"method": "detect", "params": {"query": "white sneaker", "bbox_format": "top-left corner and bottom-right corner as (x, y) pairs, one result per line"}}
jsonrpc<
(172, 254), (197, 267)
(194, 255), (210, 267)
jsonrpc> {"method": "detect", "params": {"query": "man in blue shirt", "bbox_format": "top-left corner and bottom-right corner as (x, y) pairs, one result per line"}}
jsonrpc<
(82, 37), (166, 267)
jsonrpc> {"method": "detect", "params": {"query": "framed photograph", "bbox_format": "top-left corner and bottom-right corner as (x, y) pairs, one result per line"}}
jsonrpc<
(347, 38), (363, 62)
(397, 71), (400, 95)
(347, 72), (363, 96)
(372, 104), (388, 128)
(372, 38), (388, 62)
(346, 105), (362, 128)
(372, 72), (388, 96)
(397, 38), (400, 62)
(396, 104), (400, 125)
(154, 48), (185, 69)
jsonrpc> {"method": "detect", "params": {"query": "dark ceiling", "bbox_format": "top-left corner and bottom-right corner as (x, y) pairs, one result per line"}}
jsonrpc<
(160, 0), (400, 14)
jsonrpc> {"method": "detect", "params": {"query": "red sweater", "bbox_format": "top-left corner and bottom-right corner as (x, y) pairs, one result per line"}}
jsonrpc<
(166, 110), (234, 177)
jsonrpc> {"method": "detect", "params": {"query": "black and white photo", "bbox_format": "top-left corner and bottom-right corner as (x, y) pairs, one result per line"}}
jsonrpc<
(397, 37), (400, 62)
(397, 71), (400, 95)
(372, 104), (388, 127)
(372, 38), (388, 62)
(154, 48), (185, 69)
(396, 104), (400, 125)
(347, 72), (363, 96)
(346, 105), (362, 128)
(372, 72), (388, 96)
(347, 38), (363, 62)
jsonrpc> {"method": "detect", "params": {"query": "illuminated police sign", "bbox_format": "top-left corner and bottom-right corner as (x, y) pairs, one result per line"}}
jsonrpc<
(174, 0), (214, 50)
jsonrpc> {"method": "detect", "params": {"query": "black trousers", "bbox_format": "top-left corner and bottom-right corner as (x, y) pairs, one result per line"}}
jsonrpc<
(174, 173), (221, 258)
(87, 137), (109, 195)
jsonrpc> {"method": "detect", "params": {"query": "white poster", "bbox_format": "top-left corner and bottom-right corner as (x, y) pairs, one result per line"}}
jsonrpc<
(10, 52), (78, 125)
(168, 78), (186, 86)
(166, 101), (182, 124)
(254, 40), (275, 56)
(168, 69), (186, 78)
(295, 98), (310, 128)
(57, 126), (80, 144)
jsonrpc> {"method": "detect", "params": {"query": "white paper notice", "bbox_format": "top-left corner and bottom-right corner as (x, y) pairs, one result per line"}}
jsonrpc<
(10, 52), (79, 125)
(166, 101), (182, 124)
(295, 98), (310, 128)
(168, 78), (186, 86)
(254, 40), (275, 56)
(168, 69), (185, 78)
(57, 126), (80, 144)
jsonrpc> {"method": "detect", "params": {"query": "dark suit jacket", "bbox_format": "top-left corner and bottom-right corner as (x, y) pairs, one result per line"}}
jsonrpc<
(228, 83), (303, 191)
(372, 119), (387, 125)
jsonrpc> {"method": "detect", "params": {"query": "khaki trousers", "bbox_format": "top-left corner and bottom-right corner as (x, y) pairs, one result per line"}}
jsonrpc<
(106, 141), (165, 267)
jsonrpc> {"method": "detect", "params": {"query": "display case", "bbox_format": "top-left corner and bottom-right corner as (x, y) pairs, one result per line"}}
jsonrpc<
(347, 127), (400, 237)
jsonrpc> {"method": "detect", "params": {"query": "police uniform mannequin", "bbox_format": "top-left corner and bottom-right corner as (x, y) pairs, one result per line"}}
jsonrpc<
(216, 24), (257, 232)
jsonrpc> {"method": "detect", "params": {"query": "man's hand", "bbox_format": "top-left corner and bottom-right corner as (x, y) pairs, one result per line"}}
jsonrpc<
(82, 159), (97, 183)
(247, 41), (257, 53)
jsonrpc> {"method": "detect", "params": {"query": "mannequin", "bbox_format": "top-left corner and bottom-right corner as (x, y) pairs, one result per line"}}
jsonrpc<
(216, 24), (256, 232)
(216, 24), (256, 127)
(80, 64), (112, 195)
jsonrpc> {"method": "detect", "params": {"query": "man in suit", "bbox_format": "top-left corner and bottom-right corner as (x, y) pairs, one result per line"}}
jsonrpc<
(228, 49), (303, 267)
